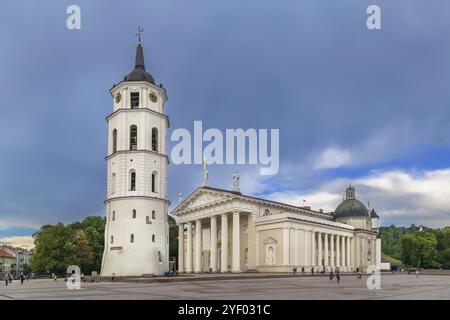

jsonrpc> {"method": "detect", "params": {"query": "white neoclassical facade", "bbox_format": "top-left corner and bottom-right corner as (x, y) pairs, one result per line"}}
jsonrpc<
(101, 35), (170, 277)
(173, 183), (381, 273)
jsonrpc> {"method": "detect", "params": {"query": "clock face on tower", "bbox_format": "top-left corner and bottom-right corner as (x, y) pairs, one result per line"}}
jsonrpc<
(115, 93), (121, 103)
(149, 92), (158, 103)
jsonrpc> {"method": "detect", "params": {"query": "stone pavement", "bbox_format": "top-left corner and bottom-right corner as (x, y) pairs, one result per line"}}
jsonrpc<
(1, 274), (450, 300)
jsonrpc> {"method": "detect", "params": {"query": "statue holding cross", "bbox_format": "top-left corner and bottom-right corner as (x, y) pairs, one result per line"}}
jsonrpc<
(136, 26), (144, 45)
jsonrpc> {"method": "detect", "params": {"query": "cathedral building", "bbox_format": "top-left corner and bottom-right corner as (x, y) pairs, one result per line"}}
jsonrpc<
(172, 181), (381, 273)
(101, 33), (170, 277)
(100, 32), (381, 277)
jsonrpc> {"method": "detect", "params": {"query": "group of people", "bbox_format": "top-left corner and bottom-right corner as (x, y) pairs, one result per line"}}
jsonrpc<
(2, 272), (29, 286)
(291, 266), (366, 284)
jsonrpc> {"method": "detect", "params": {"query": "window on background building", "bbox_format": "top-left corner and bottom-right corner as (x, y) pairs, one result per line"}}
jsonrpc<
(130, 92), (139, 109)
(112, 129), (117, 153)
(111, 173), (116, 194)
(151, 172), (157, 193)
(112, 211), (115, 221)
(111, 235), (114, 244)
(152, 234), (156, 242)
(152, 210), (156, 219)
(129, 170), (136, 191)
(158, 251), (162, 262)
(130, 125), (137, 150)
(130, 234), (134, 243)
(132, 209), (136, 219)
(151, 128), (158, 152)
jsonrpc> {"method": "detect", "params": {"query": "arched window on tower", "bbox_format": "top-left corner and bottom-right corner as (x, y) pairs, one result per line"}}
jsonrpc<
(130, 234), (135, 243)
(111, 173), (116, 194)
(112, 129), (117, 153)
(152, 234), (156, 243)
(151, 128), (158, 152)
(152, 210), (156, 220)
(132, 209), (136, 219)
(129, 170), (136, 191)
(130, 125), (138, 150)
(151, 171), (157, 193)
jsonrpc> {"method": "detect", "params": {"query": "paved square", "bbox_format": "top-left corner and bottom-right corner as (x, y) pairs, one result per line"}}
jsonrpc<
(1, 275), (450, 300)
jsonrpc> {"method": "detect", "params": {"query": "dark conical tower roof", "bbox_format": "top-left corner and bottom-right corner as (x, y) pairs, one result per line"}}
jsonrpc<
(123, 36), (155, 84)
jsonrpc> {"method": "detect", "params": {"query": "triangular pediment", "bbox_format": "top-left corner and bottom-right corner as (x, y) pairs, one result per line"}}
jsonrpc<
(173, 188), (233, 214)
(263, 237), (278, 244)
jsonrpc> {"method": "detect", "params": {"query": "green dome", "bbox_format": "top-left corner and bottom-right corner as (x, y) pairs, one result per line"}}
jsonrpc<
(334, 185), (368, 219)
(334, 199), (368, 218)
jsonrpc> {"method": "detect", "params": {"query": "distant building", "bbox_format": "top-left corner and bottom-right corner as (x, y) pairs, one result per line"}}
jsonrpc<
(14, 249), (32, 276)
(0, 249), (15, 277)
(0, 245), (33, 277)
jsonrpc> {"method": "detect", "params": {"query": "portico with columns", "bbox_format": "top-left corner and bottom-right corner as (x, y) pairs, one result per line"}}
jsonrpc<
(173, 184), (381, 273)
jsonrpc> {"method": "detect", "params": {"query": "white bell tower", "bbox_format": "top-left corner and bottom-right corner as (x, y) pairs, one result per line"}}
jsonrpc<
(101, 30), (169, 276)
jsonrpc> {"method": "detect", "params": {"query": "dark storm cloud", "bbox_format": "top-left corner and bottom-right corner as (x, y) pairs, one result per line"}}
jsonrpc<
(1, 0), (450, 233)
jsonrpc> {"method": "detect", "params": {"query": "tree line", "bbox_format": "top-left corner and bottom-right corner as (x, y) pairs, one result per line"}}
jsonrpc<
(380, 224), (450, 269)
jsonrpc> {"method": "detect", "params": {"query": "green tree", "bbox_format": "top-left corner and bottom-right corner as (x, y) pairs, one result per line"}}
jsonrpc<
(30, 223), (76, 275)
(30, 217), (106, 276)
(168, 215), (178, 261)
(400, 231), (438, 268)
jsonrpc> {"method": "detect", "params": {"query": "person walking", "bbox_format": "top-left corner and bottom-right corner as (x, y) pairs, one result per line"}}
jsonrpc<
(336, 272), (341, 284)
(4, 276), (8, 287)
(293, 267), (297, 275)
(301, 266), (305, 275)
(329, 271), (334, 281)
(311, 267), (314, 276)
(20, 273), (24, 285)
(416, 269), (420, 278)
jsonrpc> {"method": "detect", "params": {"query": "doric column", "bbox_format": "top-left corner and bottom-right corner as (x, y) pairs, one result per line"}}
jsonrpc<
(186, 222), (193, 273)
(336, 235), (340, 268)
(283, 228), (290, 266)
(341, 236), (345, 270)
(350, 237), (354, 269)
(294, 229), (299, 266)
(210, 216), (217, 272)
(194, 219), (202, 273)
(311, 231), (316, 266)
(317, 232), (322, 269)
(221, 213), (229, 273)
(330, 234), (335, 267)
(324, 233), (329, 268)
(346, 236), (350, 270)
(355, 235), (359, 267)
(231, 211), (241, 272)
(232, 211), (241, 272)
(178, 224), (185, 273)
(247, 214), (257, 270)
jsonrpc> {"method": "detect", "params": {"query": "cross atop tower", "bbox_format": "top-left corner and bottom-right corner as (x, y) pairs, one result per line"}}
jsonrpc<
(136, 26), (144, 45)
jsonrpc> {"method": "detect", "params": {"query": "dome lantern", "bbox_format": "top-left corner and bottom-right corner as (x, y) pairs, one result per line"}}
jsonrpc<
(334, 185), (368, 219)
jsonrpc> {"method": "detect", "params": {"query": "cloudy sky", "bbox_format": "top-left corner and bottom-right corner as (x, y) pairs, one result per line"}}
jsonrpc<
(1, 0), (450, 245)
